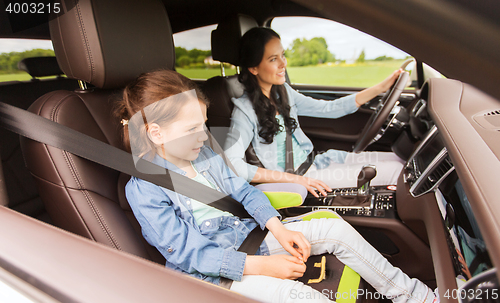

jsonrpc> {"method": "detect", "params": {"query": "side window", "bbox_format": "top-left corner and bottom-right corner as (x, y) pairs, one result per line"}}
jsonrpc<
(271, 17), (412, 88)
(0, 39), (54, 83)
(173, 25), (236, 80)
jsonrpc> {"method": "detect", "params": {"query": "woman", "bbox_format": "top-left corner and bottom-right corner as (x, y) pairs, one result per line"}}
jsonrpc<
(224, 27), (405, 197)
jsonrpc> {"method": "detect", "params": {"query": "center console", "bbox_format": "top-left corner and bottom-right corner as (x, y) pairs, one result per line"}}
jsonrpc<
(296, 186), (398, 218)
(285, 163), (399, 218)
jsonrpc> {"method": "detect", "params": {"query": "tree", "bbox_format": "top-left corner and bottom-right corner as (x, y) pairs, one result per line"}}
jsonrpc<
(374, 55), (394, 61)
(286, 37), (335, 67)
(0, 48), (55, 74)
(356, 49), (366, 63)
(177, 55), (192, 67)
(174, 46), (211, 67)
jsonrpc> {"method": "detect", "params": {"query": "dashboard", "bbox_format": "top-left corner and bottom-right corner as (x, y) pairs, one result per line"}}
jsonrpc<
(400, 78), (500, 300)
(404, 121), (492, 279)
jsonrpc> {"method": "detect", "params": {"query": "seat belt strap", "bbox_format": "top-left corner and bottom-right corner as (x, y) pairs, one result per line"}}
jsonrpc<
(285, 130), (313, 175)
(295, 152), (314, 176)
(285, 129), (294, 173)
(219, 226), (269, 289)
(0, 101), (249, 218)
(0, 100), (270, 287)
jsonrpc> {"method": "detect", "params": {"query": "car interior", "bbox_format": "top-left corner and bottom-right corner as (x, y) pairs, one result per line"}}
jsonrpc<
(0, 0), (499, 302)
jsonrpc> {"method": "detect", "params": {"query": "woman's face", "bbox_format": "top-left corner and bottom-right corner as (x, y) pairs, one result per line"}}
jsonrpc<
(249, 37), (287, 94)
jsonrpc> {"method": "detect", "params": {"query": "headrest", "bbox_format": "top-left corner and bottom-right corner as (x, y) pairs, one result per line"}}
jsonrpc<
(17, 57), (63, 78)
(211, 14), (258, 66)
(49, 0), (175, 89)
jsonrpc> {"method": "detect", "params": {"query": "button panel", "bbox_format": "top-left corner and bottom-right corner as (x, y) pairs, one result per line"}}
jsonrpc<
(297, 186), (397, 218)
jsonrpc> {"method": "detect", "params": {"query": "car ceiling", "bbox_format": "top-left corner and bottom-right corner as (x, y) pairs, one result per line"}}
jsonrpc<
(0, 0), (318, 39)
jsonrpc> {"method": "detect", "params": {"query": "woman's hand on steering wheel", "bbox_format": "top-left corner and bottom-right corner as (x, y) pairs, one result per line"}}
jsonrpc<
(352, 70), (410, 153)
(378, 69), (404, 92)
(355, 69), (403, 107)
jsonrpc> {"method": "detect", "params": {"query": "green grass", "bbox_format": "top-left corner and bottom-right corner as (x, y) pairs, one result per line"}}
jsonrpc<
(1, 60), (405, 87)
(0, 73), (33, 82)
(0, 73), (65, 83)
(176, 67), (237, 80)
(177, 60), (405, 88)
(287, 60), (405, 87)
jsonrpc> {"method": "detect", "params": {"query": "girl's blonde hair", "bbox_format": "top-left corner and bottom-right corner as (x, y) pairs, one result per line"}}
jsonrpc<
(115, 69), (209, 158)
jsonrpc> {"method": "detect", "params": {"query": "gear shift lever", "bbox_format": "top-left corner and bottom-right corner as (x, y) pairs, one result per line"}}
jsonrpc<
(357, 165), (377, 195)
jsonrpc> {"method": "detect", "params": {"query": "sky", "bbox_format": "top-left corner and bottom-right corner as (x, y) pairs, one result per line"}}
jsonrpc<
(0, 38), (53, 53)
(1, 17), (408, 60)
(173, 17), (409, 60)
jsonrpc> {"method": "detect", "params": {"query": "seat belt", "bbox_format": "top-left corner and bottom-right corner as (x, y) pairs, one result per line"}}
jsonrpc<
(0, 101), (247, 217)
(285, 130), (314, 175)
(0, 101), (267, 288)
(285, 129), (294, 173)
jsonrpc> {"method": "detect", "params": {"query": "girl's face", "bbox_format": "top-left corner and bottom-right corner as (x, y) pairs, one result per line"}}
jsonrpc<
(248, 37), (287, 95)
(148, 97), (208, 167)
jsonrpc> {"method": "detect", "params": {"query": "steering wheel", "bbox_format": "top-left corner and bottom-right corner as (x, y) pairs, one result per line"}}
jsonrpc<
(352, 71), (409, 153)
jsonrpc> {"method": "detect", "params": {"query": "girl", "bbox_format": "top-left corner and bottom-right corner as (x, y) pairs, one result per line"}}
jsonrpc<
(224, 27), (406, 197)
(117, 69), (435, 303)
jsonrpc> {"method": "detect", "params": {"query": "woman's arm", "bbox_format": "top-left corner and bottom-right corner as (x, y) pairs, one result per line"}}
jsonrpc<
(354, 69), (402, 107)
(291, 69), (403, 117)
(252, 167), (331, 197)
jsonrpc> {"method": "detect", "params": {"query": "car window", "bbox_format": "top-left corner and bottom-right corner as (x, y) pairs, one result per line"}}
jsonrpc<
(0, 39), (55, 83)
(271, 17), (412, 88)
(173, 25), (236, 80)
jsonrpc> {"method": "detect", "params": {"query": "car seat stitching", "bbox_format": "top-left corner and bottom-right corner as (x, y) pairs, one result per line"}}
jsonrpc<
(39, 141), (98, 241)
(30, 94), (96, 240)
(62, 139), (121, 250)
(50, 95), (121, 250)
(81, 187), (122, 250)
(74, 0), (94, 80)
(64, 145), (122, 249)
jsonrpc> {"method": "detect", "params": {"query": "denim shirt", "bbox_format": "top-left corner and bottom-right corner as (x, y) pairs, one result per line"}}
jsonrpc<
(125, 146), (280, 284)
(224, 83), (359, 182)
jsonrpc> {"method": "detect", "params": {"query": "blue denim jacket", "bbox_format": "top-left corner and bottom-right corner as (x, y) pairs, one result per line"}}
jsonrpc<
(125, 146), (280, 284)
(224, 83), (359, 182)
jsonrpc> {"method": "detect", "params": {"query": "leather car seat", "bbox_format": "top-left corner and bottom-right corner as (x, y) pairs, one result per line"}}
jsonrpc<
(203, 14), (264, 167)
(20, 0), (175, 264)
(204, 14), (256, 131)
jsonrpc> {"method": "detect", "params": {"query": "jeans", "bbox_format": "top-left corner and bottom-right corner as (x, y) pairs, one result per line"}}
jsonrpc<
(305, 151), (405, 188)
(230, 217), (434, 303)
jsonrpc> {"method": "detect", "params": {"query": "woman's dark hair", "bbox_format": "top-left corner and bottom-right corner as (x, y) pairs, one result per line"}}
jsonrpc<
(238, 27), (297, 144)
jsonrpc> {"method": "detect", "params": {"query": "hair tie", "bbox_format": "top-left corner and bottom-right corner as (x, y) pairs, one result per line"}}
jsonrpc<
(121, 119), (129, 126)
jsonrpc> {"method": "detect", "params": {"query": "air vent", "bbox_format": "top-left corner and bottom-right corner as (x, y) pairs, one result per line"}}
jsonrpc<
(410, 149), (455, 197)
(473, 109), (500, 130)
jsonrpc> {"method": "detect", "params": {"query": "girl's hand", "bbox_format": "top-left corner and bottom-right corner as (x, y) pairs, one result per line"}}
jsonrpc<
(266, 217), (311, 262)
(274, 228), (311, 263)
(292, 174), (331, 197)
(244, 255), (306, 279)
